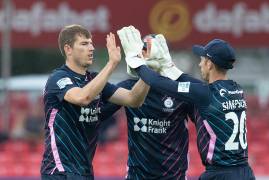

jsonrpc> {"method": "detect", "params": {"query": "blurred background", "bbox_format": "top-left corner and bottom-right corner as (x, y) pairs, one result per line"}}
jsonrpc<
(0, 0), (268, 180)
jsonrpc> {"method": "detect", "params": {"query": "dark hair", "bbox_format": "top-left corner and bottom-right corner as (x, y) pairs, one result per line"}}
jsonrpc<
(213, 58), (235, 74)
(214, 63), (228, 74)
(58, 24), (91, 58)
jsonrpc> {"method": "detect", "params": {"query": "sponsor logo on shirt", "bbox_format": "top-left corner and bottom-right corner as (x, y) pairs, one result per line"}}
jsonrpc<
(133, 117), (171, 134)
(219, 89), (227, 97)
(219, 88), (244, 97)
(177, 82), (190, 93)
(79, 107), (101, 123)
(56, 77), (73, 89)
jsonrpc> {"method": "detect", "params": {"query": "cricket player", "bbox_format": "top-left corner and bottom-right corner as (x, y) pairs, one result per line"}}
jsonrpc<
(101, 30), (201, 179)
(117, 26), (255, 180)
(40, 24), (150, 180)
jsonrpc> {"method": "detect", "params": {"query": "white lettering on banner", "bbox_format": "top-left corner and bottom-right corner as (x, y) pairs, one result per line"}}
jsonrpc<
(194, 3), (269, 37)
(0, 2), (110, 36)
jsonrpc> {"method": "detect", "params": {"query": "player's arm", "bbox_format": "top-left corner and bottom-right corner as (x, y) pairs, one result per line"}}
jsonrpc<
(108, 79), (149, 107)
(64, 62), (116, 106)
(136, 65), (210, 106)
(64, 33), (121, 106)
(104, 26), (151, 108)
(100, 79), (138, 121)
(132, 32), (209, 106)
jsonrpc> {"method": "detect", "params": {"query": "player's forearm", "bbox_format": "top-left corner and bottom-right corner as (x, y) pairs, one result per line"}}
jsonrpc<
(128, 79), (150, 107)
(107, 81), (149, 108)
(136, 65), (210, 106)
(136, 65), (179, 95)
(79, 61), (118, 105)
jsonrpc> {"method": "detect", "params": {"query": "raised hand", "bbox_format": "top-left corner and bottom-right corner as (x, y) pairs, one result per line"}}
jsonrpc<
(117, 26), (144, 58)
(117, 26), (146, 69)
(106, 32), (121, 66)
(146, 34), (183, 80)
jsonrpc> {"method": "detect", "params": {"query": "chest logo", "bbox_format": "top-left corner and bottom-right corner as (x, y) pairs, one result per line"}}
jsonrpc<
(133, 117), (171, 134)
(164, 97), (174, 108)
(79, 107), (100, 123)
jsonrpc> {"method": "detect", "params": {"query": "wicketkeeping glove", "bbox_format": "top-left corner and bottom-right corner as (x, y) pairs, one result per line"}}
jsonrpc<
(117, 26), (146, 69)
(148, 34), (183, 80)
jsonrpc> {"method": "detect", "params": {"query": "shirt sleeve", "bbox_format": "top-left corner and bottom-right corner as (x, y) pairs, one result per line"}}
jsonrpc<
(101, 82), (120, 101)
(178, 73), (204, 83)
(136, 65), (210, 107)
(46, 71), (77, 102)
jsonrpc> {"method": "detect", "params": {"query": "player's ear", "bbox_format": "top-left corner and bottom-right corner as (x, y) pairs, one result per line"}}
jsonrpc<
(206, 58), (214, 70)
(64, 44), (72, 57)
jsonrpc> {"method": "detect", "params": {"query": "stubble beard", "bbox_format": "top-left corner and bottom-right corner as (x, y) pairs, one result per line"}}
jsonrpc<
(201, 70), (209, 82)
(74, 57), (91, 70)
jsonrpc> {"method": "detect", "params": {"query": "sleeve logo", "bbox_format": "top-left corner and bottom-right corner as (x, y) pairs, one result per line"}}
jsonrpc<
(177, 82), (190, 93)
(57, 77), (73, 89)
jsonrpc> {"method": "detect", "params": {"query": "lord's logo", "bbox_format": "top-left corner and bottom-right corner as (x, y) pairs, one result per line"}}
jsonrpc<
(164, 97), (173, 108)
(163, 96), (175, 112)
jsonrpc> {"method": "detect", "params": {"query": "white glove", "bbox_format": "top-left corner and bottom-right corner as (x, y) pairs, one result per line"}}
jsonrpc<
(125, 34), (162, 78)
(117, 26), (145, 69)
(149, 34), (183, 80)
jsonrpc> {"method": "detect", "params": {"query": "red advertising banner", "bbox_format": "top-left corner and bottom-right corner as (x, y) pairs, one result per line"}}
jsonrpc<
(0, 0), (269, 48)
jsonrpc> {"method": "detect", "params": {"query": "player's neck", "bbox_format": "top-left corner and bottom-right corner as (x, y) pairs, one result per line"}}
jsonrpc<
(209, 71), (228, 83)
(65, 60), (87, 75)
